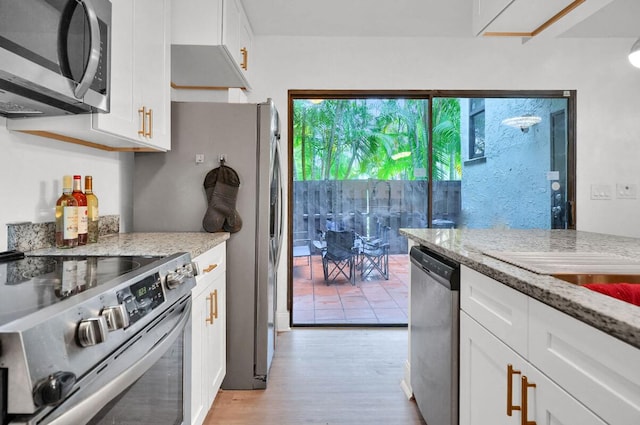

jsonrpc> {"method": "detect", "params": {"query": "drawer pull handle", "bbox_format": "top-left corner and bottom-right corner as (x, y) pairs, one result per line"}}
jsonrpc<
(521, 376), (537, 425)
(203, 264), (218, 273)
(507, 364), (521, 416)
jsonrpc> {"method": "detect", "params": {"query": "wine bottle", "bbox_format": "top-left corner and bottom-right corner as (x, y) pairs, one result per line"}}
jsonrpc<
(72, 175), (88, 245)
(55, 175), (78, 248)
(85, 176), (99, 243)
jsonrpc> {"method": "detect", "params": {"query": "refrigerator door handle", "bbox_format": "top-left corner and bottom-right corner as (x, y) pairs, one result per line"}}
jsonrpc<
(275, 147), (284, 267)
(270, 136), (284, 268)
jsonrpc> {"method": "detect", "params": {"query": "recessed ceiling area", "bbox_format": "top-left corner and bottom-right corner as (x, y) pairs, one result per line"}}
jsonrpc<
(240, 0), (640, 39)
(239, 0), (472, 37)
(478, 0), (584, 37)
(559, 0), (640, 38)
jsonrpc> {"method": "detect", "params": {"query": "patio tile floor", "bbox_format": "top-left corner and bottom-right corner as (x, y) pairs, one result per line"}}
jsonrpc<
(292, 254), (409, 325)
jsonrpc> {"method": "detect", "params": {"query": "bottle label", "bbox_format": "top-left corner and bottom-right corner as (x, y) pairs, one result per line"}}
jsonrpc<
(78, 206), (88, 234)
(63, 206), (78, 239)
(60, 260), (78, 296)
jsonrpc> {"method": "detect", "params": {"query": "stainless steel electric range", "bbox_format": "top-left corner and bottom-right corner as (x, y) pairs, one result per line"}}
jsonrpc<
(0, 251), (197, 425)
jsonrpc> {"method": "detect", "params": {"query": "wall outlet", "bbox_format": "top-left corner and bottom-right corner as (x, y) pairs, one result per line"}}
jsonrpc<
(616, 183), (637, 199)
(591, 184), (612, 200)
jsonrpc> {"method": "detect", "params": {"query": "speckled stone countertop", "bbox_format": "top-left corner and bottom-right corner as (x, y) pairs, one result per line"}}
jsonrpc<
(26, 232), (230, 259)
(400, 228), (640, 349)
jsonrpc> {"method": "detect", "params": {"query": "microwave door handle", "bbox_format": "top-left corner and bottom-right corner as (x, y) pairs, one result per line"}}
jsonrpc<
(74, 0), (101, 99)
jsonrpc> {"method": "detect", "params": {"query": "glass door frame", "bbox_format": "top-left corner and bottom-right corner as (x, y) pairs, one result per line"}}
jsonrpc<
(286, 89), (576, 324)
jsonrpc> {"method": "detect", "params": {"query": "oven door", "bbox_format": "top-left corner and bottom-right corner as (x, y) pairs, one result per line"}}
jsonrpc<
(21, 298), (191, 425)
(0, 0), (110, 113)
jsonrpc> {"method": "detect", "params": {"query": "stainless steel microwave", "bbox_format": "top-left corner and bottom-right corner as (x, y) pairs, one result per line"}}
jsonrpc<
(0, 0), (111, 118)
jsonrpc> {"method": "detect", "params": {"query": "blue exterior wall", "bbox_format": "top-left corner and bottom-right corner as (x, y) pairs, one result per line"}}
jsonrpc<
(460, 98), (568, 229)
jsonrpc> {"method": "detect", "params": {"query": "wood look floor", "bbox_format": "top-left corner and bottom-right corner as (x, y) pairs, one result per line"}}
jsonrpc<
(204, 328), (426, 425)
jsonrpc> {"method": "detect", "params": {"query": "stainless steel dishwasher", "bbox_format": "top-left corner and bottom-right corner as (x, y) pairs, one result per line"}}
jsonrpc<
(410, 245), (460, 425)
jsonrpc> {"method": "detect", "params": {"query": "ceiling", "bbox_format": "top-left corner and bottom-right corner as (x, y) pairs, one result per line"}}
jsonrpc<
(240, 0), (640, 39)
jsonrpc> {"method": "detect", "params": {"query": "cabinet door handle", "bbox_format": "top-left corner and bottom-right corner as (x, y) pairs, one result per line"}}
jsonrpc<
(146, 108), (153, 138)
(203, 264), (218, 273)
(138, 106), (147, 136)
(206, 289), (218, 324)
(240, 47), (248, 70)
(212, 289), (218, 320)
(507, 364), (522, 416)
(521, 376), (537, 425)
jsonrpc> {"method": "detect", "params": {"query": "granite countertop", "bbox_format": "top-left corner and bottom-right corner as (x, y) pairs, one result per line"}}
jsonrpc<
(399, 228), (640, 349)
(26, 232), (230, 259)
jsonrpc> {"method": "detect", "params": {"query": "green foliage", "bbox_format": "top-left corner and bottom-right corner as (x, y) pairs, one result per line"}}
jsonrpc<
(292, 98), (462, 181)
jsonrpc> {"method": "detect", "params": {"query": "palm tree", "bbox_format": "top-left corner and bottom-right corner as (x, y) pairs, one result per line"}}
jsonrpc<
(292, 97), (461, 182)
(432, 98), (462, 181)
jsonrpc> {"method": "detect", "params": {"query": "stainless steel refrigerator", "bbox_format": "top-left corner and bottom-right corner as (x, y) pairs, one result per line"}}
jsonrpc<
(132, 100), (283, 389)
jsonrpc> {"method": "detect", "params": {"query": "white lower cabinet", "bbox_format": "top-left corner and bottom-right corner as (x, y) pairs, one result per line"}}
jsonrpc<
(460, 311), (606, 425)
(526, 363), (607, 425)
(189, 244), (226, 425)
(460, 265), (639, 425)
(460, 311), (520, 425)
(529, 299), (640, 424)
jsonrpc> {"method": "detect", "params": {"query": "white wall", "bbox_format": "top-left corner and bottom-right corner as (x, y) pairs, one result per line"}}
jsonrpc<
(249, 35), (640, 235)
(0, 117), (134, 250)
(244, 34), (640, 327)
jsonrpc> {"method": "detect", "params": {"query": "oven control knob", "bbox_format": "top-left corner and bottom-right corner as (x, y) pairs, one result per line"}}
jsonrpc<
(33, 371), (76, 407)
(165, 271), (185, 289)
(101, 305), (130, 331)
(181, 261), (199, 278)
(77, 316), (109, 347)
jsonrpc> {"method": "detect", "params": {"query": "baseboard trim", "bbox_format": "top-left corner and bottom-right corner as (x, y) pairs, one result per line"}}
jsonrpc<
(276, 311), (291, 332)
(400, 359), (413, 399)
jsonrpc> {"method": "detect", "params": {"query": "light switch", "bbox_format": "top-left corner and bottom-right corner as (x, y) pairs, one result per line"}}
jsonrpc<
(195, 154), (205, 164)
(590, 184), (612, 200)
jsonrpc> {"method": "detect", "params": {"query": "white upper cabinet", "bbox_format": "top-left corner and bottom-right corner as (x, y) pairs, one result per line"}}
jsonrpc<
(223, 0), (253, 81)
(171, 0), (253, 90)
(7, 0), (171, 152)
(237, 6), (254, 83)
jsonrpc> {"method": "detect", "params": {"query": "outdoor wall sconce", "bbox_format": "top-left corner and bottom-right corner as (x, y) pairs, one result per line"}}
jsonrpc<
(501, 114), (542, 133)
(628, 38), (640, 68)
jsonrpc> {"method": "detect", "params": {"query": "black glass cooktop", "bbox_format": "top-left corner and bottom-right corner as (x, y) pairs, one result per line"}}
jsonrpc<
(0, 256), (161, 327)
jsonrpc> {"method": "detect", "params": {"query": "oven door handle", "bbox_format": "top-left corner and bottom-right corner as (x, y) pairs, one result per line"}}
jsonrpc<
(46, 300), (192, 425)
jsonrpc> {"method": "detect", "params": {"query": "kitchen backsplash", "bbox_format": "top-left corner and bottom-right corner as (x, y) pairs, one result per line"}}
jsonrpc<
(7, 215), (120, 252)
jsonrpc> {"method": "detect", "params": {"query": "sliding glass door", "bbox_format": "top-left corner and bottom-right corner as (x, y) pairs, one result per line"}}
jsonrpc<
(288, 90), (575, 326)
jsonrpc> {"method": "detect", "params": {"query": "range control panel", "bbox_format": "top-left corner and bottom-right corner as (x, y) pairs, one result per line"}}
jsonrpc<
(116, 272), (165, 325)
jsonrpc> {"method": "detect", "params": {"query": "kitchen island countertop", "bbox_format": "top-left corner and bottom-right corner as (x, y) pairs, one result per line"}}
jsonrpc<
(400, 228), (640, 349)
(26, 232), (230, 259)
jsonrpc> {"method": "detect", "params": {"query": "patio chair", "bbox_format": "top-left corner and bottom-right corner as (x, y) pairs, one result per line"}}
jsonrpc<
(359, 225), (390, 280)
(322, 230), (357, 285)
(293, 232), (313, 279)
